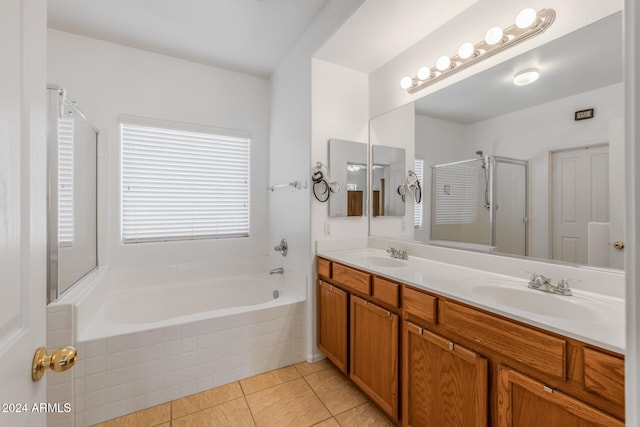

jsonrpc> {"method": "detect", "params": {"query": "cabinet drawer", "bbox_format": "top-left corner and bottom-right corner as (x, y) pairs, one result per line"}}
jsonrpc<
(403, 286), (437, 325)
(439, 300), (566, 379)
(333, 263), (371, 295)
(317, 258), (332, 278)
(372, 276), (400, 308)
(584, 347), (624, 404)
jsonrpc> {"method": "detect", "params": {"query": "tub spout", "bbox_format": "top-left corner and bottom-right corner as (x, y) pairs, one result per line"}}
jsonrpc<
(270, 267), (284, 275)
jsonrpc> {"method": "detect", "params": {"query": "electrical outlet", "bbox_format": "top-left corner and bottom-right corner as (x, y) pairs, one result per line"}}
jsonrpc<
(324, 222), (332, 236)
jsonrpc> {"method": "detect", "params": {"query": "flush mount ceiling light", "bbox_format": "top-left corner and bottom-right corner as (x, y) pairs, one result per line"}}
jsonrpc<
(513, 68), (540, 86)
(399, 8), (555, 94)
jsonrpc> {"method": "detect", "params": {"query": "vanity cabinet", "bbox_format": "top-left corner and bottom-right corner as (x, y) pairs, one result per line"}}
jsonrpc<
(403, 322), (487, 427)
(317, 280), (348, 374)
(350, 295), (399, 419)
(497, 367), (623, 427)
(316, 257), (625, 426)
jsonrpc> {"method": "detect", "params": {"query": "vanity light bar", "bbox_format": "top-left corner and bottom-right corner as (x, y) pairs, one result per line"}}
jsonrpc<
(401, 8), (555, 94)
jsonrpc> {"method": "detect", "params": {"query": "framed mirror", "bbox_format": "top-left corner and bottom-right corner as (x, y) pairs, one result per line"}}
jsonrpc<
(371, 145), (406, 217)
(371, 12), (624, 271)
(328, 139), (367, 217)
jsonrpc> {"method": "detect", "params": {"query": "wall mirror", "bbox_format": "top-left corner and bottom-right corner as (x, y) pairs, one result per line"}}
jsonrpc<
(47, 87), (99, 302)
(371, 12), (624, 271)
(329, 138), (368, 217)
(371, 145), (406, 217)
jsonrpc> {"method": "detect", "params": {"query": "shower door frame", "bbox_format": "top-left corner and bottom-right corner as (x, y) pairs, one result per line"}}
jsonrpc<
(46, 85), (100, 303)
(491, 156), (529, 257)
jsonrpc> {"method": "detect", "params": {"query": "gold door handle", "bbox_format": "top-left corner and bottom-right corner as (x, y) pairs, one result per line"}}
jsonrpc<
(32, 346), (77, 382)
(612, 241), (625, 250)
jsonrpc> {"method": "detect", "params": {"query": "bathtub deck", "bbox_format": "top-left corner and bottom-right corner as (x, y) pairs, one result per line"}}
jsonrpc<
(91, 360), (393, 427)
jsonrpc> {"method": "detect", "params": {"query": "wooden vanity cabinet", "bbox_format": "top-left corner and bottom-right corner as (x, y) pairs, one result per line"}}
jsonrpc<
(317, 280), (348, 374)
(497, 367), (624, 427)
(350, 295), (399, 419)
(403, 322), (488, 427)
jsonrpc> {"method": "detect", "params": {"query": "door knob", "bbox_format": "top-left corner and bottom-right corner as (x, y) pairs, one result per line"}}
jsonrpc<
(612, 241), (625, 250)
(32, 346), (77, 382)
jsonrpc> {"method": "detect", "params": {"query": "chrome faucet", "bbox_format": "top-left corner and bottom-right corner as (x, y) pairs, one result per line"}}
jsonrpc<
(527, 273), (572, 296)
(269, 267), (284, 275)
(386, 247), (408, 260)
(274, 238), (288, 257)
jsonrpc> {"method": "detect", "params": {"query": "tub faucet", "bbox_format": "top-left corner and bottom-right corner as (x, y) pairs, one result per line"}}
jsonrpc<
(274, 238), (288, 257)
(270, 267), (284, 275)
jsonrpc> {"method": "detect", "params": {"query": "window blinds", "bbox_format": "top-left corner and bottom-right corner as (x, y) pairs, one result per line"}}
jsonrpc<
(434, 164), (478, 225)
(413, 159), (424, 229)
(58, 116), (74, 246)
(121, 122), (250, 243)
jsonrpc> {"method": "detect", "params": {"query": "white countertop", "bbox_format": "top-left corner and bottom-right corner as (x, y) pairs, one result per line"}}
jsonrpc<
(317, 247), (625, 354)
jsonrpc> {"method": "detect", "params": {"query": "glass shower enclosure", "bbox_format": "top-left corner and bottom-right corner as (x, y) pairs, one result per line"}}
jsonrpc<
(430, 156), (528, 256)
(47, 86), (98, 302)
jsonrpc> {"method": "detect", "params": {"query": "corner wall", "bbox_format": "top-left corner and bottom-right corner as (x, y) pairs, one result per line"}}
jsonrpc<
(268, 0), (365, 362)
(47, 29), (271, 270)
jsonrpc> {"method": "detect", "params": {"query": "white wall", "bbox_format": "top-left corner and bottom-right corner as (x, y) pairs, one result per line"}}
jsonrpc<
(369, 103), (415, 240)
(369, 0), (623, 117)
(47, 29), (271, 270)
(465, 83), (624, 259)
(268, 1), (365, 362)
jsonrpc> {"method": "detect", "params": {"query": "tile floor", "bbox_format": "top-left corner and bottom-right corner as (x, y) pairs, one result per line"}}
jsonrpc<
(92, 359), (394, 427)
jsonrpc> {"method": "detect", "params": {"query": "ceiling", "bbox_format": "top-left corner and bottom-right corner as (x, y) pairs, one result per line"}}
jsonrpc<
(47, 0), (330, 78)
(314, 0), (479, 74)
(415, 12), (623, 124)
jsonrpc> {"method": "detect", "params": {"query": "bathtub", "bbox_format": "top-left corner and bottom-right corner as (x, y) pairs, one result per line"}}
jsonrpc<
(49, 257), (306, 427)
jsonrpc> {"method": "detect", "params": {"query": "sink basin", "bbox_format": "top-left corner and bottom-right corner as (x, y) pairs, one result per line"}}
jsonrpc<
(361, 256), (407, 268)
(469, 281), (600, 321)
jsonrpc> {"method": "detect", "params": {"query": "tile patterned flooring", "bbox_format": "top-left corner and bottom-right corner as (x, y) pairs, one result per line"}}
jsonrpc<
(92, 359), (394, 427)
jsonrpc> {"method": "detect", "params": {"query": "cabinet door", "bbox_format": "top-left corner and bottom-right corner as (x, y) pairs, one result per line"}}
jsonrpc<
(350, 295), (399, 419)
(317, 280), (348, 373)
(403, 322), (488, 427)
(497, 366), (624, 427)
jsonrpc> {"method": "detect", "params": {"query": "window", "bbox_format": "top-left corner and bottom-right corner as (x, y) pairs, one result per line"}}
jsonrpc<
(413, 158), (424, 229)
(58, 116), (74, 246)
(433, 163), (477, 225)
(121, 119), (250, 243)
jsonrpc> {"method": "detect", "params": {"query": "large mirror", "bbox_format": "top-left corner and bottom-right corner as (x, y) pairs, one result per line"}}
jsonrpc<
(329, 138), (368, 217)
(371, 12), (624, 270)
(372, 145), (406, 217)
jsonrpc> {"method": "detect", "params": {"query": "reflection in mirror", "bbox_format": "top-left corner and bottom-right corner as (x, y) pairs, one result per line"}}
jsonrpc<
(47, 87), (98, 302)
(372, 145), (406, 217)
(328, 139), (367, 217)
(375, 12), (624, 270)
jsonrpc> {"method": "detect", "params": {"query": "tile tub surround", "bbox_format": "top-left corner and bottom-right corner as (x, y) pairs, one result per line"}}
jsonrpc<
(91, 360), (393, 427)
(49, 257), (308, 427)
(74, 301), (306, 426)
(316, 245), (625, 354)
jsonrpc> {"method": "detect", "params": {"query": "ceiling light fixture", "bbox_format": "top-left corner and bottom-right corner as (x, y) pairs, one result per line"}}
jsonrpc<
(513, 68), (540, 86)
(399, 8), (555, 94)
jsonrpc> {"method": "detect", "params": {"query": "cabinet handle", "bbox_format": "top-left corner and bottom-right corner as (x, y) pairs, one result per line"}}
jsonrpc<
(543, 385), (553, 394)
(418, 327), (423, 335)
(448, 341), (455, 351)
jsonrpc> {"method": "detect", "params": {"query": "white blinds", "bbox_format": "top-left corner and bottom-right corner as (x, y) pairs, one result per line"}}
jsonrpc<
(413, 159), (424, 229)
(121, 122), (250, 243)
(434, 164), (478, 225)
(58, 116), (74, 246)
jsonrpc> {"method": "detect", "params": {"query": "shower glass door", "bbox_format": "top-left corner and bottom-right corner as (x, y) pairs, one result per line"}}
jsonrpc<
(47, 87), (98, 301)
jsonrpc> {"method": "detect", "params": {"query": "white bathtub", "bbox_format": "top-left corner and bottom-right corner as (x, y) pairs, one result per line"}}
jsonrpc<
(50, 257), (307, 427)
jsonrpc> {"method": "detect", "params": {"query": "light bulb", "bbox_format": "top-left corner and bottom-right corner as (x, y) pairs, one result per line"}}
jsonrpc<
(513, 68), (539, 86)
(400, 76), (413, 89)
(458, 42), (475, 59)
(436, 56), (451, 71)
(515, 8), (537, 29)
(485, 26), (504, 45)
(417, 66), (431, 81)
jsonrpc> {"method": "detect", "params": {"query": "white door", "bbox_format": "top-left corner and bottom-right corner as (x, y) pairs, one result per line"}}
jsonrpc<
(0, 0), (48, 426)
(551, 144), (609, 264)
